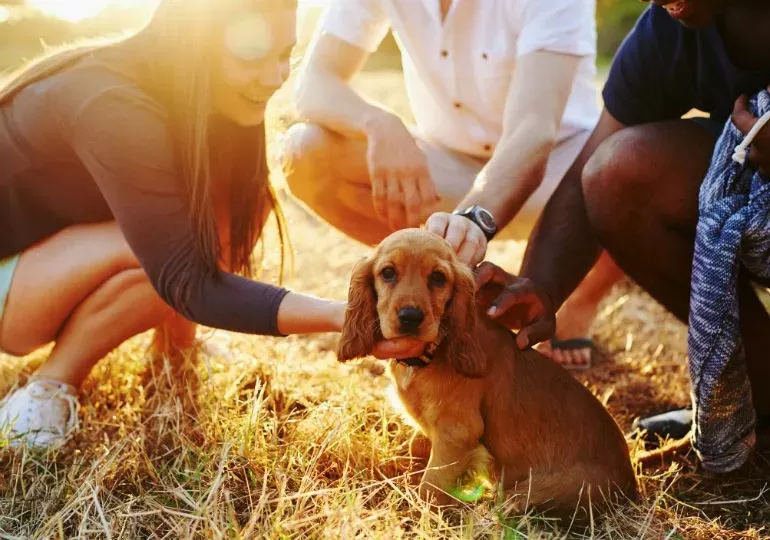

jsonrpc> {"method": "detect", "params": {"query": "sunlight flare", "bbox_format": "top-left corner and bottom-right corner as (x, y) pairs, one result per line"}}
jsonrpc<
(26, 0), (159, 23)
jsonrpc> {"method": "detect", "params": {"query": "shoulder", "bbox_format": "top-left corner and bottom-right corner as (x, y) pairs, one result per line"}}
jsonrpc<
(511, 0), (596, 57)
(320, 0), (390, 53)
(622, 5), (689, 56)
(43, 54), (168, 134)
(602, 6), (698, 125)
(607, 5), (704, 90)
(40, 55), (179, 181)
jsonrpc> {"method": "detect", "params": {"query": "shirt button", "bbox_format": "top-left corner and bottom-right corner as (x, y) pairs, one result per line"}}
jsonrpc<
(482, 52), (488, 60)
(440, 50), (448, 58)
(454, 102), (462, 109)
(483, 144), (492, 152)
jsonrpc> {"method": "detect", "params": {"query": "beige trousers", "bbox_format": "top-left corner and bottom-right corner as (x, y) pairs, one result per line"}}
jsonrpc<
(416, 130), (591, 239)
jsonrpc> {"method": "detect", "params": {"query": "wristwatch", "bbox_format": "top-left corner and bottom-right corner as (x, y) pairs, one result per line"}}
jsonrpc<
(453, 205), (498, 241)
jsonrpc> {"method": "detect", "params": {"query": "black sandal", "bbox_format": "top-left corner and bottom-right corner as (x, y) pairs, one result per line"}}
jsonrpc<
(632, 408), (693, 443)
(548, 337), (595, 371)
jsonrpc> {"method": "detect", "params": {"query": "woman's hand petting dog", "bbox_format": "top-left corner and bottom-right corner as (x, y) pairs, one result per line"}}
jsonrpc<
(371, 336), (425, 360)
(474, 262), (556, 350)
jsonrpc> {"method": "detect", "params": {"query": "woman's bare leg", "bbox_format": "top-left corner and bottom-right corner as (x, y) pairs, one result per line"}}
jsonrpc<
(35, 268), (174, 387)
(0, 221), (195, 388)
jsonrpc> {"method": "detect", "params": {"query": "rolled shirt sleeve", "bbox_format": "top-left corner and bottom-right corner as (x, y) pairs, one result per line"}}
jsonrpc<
(515, 0), (596, 58)
(319, 0), (391, 53)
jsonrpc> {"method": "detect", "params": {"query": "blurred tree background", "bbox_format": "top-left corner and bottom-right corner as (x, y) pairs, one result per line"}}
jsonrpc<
(0, 1), (648, 73)
(595, 0), (647, 60)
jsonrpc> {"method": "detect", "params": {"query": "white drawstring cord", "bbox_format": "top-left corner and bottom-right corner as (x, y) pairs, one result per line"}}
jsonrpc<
(733, 109), (770, 165)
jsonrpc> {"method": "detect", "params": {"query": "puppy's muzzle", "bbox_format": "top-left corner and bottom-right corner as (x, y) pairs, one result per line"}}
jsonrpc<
(397, 306), (425, 335)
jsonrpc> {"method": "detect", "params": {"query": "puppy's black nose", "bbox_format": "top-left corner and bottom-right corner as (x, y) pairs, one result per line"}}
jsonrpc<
(398, 306), (425, 333)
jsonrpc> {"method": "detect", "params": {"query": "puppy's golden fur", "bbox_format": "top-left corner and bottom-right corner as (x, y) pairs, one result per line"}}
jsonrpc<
(338, 229), (637, 518)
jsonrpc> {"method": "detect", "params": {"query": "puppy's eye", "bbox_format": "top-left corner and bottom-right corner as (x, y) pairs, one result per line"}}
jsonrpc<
(381, 267), (397, 282)
(429, 270), (447, 288)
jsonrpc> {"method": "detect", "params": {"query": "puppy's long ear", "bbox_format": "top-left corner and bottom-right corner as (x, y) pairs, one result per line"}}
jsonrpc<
(337, 257), (380, 361)
(444, 263), (487, 378)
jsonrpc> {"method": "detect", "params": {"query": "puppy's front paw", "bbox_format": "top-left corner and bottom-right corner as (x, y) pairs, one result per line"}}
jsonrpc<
(409, 433), (432, 461)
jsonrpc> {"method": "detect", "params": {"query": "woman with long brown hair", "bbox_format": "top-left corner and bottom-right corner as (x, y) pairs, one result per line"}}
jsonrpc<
(0, 0), (374, 449)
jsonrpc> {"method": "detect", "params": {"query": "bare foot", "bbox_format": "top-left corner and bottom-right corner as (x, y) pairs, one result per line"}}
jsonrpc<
(536, 297), (598, 369)
(537, 251), (623, 370)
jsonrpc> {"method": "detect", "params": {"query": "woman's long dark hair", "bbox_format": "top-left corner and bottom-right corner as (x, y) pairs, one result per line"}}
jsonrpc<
(0, 0), (295, 307)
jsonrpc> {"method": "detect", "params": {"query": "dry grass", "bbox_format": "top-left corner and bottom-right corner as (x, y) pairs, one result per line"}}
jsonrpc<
(2, 70), (770, 540)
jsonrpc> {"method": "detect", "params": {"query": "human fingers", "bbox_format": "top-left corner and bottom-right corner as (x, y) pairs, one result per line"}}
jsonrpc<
(386, 172), (406, 230)
(455, 222), (487, 267)
(443, 214), (470, 254)
(425, 212), (451, 238)
(732, 94), (757, 136)
(515, 317), (556, 350)
(402, 176), (421, 228)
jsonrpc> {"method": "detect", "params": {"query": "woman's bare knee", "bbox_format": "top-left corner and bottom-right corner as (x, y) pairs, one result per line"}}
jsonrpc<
(99, 268), (172, 323)
(0, 222), (143, 353)
(0, 267), (167, 357)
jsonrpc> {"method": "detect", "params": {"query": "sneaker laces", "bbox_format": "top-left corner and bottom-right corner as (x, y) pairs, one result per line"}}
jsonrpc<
(25, 379), (80, 438)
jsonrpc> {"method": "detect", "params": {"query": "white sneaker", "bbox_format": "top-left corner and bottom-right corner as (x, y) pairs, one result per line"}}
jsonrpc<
(0, 379), (80, 449)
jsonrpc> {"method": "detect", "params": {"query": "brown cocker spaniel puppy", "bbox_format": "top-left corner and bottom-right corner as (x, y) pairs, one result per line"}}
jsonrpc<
(338, 229), (637, 519)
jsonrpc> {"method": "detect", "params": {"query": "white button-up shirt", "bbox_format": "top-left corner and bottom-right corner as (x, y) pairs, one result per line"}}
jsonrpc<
(319, 0), (599, 158)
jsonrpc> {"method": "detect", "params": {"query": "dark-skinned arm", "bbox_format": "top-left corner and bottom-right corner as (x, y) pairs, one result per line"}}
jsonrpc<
(475, 108), (627, 349)
(521, 108), (626, 307)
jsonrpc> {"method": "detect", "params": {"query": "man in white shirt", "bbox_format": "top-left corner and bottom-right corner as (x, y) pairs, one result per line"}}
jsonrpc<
(283, 0), (621, 367)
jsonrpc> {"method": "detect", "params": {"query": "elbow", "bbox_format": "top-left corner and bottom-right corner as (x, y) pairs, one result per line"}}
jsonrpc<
(497, 123), (558, 186)
(519, 118), (559, 157)
(149, 263), (200, 322)
(528, 136), (557, 180)
(500, 120), (558, 165)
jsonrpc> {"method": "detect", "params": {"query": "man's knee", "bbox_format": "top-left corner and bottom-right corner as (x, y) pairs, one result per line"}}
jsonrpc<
(581, 128), (654, 232)
(282, 122), (333, 203)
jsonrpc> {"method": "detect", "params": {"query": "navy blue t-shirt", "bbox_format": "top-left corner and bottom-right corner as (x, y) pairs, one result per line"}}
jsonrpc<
(603, 5), (770, 127)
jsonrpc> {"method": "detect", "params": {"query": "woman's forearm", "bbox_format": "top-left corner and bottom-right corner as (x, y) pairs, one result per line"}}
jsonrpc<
(275, 292), (346, 335)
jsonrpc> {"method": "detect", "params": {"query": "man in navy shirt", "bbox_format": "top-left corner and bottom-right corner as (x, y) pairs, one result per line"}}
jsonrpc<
(476, 0), (770, 446)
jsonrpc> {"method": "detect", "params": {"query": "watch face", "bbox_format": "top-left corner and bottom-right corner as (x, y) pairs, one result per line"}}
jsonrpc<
(475, 208), (496, 232)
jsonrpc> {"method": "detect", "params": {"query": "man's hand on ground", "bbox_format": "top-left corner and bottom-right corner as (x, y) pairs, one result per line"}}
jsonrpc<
(425, 212), (488, 267)
(365, 115), (440, 230)
(473, 261), (556, 350)
(733, 91), (770, 175)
